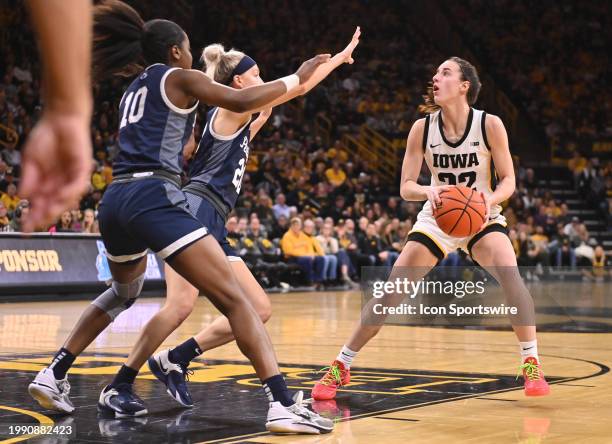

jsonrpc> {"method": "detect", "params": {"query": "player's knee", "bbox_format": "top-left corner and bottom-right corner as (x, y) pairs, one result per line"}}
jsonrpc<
(91, 274), (145, 321)
(171, 299), (196, 324)
(256, 300), (272, 323)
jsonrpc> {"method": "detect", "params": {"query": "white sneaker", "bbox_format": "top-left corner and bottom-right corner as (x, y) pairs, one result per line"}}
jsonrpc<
(266, 391), (334, 434)
(28, 367), (75, 413)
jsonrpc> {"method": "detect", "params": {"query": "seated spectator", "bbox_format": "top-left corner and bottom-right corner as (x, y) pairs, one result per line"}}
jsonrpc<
(9, 200), (29, 232)
(247, 217), (268, 240)
(325, 160), (347, 189)
(91, 163), (108, 191)
(270, 214), (289, 241)
(280, 218), (325, 287)
(0, 201), (10, 232)
(70, 208), (83, 232)
(358, 223), (386, 266)
(272, 193), (291, 220)
(81, 208), (100, 234)
(48, 210), (74, 233)
(316, 222), (357, 286)
(303, 219), (336, 283)
(0, 183), (20, 212)
(1, 144), (21, 168)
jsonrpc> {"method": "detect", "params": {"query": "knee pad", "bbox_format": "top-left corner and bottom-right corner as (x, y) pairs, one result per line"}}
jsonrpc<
(91, 274), (145, 321)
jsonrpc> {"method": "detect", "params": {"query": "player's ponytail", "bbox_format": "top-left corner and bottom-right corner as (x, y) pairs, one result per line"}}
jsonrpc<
(93, 0), (186, 80)
(419, 56), (482, 114)
(201, 44), (246, 85)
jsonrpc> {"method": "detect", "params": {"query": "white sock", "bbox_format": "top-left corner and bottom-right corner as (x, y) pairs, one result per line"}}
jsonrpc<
(336, 345), (357, 368)
(519, 340), (539, 362)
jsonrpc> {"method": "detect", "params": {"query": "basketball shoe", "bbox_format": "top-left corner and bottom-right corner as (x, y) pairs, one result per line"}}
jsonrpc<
(311, 360), (350, 400)
(518, 357), (550, 396)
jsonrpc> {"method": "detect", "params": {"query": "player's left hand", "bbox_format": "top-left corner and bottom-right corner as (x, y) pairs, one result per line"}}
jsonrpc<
(340, 26), (361, 64)
(478, 191), (491, 232)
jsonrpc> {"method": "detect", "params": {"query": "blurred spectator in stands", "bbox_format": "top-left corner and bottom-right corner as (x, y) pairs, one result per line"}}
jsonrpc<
(324, 194), (349, 221)
(254, 193), (275, 226)
(358, 223), (384, 266)
(70, 207), (83, 231)
(317, 222), (357, 287)
(523, 168), (537, 189)
(270, 214), (289, 241)
(0, 183), (20, 212)
(303, 219), (337, 283)
(81, 208), (99, 234)
(91, 162), (108, 191)
(225, 216), (241, 251)
(247, 217), (268, 241)
(280, 217), (325, 285)
(325, 159), (347, 189)
(1, 143), (21, 169)
(0, 160), (8, 191)
(381, 220), (402, 263)
(563, 217), (583, 247)
(280, 217), (325, 287)
(9, 200), (29, 232)
(272, 193), (291, 220)
(0, 201), (10, 231)
(49, 210), (74, 233)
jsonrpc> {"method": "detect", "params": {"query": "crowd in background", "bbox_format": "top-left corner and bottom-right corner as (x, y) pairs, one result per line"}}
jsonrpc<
(442, 0), (611, 159)
(0, 1), (609, 287)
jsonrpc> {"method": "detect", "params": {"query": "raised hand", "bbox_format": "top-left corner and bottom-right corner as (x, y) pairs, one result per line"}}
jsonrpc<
(340, 26), (361, 64)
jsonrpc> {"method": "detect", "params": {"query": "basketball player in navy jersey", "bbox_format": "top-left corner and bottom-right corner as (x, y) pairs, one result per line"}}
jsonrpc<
(145, 29), (360, 410)
(29, 0), (334, 433)
(312, 57), (549, 401)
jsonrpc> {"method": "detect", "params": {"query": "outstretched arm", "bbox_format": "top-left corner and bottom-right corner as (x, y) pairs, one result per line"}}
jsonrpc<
(170, 54), (331, 114)
(255, 26), (361, 111)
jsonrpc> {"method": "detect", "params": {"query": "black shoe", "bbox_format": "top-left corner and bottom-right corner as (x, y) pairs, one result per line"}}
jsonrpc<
(97, 383), (147, 418)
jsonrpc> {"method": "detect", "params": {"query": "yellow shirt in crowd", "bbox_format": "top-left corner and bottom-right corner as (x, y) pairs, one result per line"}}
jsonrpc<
(0, 193), (20, 212)
(325, 168), (346, 187)
(280, 230), (324, 257)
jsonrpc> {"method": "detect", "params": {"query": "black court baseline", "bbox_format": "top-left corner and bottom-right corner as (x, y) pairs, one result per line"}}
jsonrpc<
(0, 353), (607, 444)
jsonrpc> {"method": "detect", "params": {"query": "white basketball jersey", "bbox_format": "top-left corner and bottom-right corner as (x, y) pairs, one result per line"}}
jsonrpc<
(422, 108), (501, 218)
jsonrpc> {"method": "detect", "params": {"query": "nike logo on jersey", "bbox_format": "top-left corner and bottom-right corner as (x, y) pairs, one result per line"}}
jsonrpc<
(432, 152), (480, 169)
(430, 143), (441, 148)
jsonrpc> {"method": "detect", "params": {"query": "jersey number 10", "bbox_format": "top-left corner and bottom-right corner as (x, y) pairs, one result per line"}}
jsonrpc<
(120, 86), (148, 129)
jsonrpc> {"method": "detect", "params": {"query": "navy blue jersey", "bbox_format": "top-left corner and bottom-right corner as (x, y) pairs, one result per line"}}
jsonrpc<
(113, 64), (197, 175)
(189, 107), (252, 209)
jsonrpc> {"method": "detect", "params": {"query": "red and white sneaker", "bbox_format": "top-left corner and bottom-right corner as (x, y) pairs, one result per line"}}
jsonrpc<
(518, 357), (550, 396)
(311, 360), (351, 401)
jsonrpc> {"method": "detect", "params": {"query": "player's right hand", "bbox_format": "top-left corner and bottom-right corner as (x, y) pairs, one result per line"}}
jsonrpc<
(424, 185), (453, 211)
(19, 112), (94, 232)
(295, 54), (332, 84)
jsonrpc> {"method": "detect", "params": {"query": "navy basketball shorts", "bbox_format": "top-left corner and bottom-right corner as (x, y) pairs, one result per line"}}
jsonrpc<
(98, 179), (209, 263)
(184, 191), (240, 261)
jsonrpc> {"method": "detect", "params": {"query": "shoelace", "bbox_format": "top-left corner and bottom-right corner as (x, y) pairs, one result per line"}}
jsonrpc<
(318, 365), (344, 386)
(517, 362), (541, 381)
(179, 363), (194, 382)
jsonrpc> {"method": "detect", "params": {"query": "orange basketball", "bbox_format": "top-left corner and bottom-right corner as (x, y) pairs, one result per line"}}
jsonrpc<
(434, 186), (487, 237)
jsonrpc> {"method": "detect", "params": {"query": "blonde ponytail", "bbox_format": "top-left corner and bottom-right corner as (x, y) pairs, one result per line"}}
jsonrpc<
(201, 43), (245, 85)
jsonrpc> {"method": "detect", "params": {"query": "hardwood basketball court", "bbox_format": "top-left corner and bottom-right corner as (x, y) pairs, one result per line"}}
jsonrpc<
(0, 281), (611, 443)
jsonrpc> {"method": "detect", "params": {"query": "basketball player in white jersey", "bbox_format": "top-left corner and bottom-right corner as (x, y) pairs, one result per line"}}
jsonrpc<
(313, 57), (549, 400)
